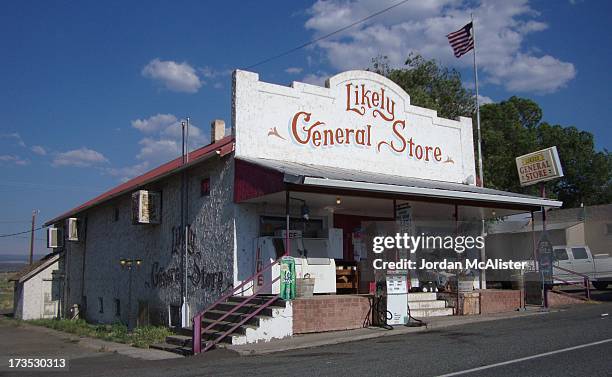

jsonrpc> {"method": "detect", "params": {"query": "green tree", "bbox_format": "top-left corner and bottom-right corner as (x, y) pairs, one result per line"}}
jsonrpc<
(370, 54), (475, 120)
(371, 55), (612, 208)
(478, 98), (611, 207)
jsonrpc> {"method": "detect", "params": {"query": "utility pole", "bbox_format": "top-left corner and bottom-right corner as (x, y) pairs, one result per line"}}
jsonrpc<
(29, 210), (39, 265)
(180, 117), (190, 328)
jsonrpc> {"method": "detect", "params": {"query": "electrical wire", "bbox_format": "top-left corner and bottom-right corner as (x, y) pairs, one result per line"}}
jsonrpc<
(245, 0), (411, 69)
(0, 226), (44, 238)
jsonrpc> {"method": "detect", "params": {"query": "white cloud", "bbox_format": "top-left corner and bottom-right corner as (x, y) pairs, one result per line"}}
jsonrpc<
(142, 58), (202, 93)
(107, 114), (212, 181)
(304, 0), (576, 93)
(285, 67), (303, 74)
(199, 66), (231, 79)
(486, 54), (576, 93)
(136, 137), (179, 163)
(105, 161), (150, 182)
(131, 113), (178, 133)
(1, 132), (26, 147)
(52, 147), (108, 167)
(477, 94), (494, 105)
(302, 71), (329, 86)
(0, 154), (29, 166)
(30, 145), (47, 155)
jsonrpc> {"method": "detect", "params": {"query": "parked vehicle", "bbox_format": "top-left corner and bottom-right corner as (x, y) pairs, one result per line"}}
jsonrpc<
(552, 245), (612, 289)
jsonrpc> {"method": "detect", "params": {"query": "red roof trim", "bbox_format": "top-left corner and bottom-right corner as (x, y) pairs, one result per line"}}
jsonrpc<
(44, 136), (235, 226)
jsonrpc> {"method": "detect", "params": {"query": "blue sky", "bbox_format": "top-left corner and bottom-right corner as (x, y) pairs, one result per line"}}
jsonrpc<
(1, 0), (610, 256)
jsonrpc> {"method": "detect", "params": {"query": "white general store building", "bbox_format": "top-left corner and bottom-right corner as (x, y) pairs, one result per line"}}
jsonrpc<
(44, 70), (561, 349)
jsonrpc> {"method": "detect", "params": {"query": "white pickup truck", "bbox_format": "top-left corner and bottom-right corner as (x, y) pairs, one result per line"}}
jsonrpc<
(552, 245), (612, 290)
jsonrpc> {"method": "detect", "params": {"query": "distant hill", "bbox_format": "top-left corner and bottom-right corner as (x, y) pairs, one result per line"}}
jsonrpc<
(0, 254), (46, 273)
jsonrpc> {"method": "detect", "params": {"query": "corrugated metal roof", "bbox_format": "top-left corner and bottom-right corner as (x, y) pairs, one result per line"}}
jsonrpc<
(9, 253), (60, 284)
(239, 157), (562, 208)
(44, 136), (235, 226)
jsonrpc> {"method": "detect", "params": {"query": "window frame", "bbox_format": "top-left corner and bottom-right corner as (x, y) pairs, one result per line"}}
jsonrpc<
(571, 247), (589, 260)
(553, 248), (569, 261)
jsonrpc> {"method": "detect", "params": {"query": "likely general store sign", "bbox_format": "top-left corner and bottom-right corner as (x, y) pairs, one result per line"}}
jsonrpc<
(232, 70), (476, 184)
(515, 146), (564, 186)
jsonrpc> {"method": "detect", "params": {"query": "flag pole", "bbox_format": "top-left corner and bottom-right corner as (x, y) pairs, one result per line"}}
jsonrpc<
(471, 13), (484, 187)
(471, 13), (487, 290)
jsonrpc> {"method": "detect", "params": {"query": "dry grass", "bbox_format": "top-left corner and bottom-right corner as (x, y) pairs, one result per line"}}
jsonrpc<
(27, 319), (173, 348)
(0, 272), (13, 311)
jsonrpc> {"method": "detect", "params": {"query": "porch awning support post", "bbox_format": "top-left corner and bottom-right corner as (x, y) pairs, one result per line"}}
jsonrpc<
(480, 218), (487, 290)
(454, 204), (460, 315)
(285, 189), (290, 257)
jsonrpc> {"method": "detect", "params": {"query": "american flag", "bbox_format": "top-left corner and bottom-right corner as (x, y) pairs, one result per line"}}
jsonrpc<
(447, 22), (474, 58)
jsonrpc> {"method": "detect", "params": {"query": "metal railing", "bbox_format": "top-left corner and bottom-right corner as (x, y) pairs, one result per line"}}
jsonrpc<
(552, 264), (591, 301)
(192, 255), (285, 354)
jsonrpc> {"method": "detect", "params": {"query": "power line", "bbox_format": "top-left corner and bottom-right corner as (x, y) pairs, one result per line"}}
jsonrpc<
(0, 226), (44, 238)
(245, 0), (411, 70)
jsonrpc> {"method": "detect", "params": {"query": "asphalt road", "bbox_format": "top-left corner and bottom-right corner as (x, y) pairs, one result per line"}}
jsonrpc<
(1, 302), (611, 377)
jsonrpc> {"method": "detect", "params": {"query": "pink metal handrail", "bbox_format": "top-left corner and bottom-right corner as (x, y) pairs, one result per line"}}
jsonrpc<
(192, 253), (284, 320)
(552, 265), (591, 300)
(198, 275), (281, 342)
(202, 281), (281, 353)
(193, 273), (281, 354)
(553, 264), (589, 278)
(192, 254), (286, 354)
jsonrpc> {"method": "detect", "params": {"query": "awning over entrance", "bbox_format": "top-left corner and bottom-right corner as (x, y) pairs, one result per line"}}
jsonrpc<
(235, 157), (562, 211)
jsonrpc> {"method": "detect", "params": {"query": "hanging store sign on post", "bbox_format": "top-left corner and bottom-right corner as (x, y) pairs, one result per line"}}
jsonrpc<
(515, 146), (564, 187)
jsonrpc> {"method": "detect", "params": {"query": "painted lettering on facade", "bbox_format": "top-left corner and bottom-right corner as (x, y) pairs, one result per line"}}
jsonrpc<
(289, 82), (444, 163)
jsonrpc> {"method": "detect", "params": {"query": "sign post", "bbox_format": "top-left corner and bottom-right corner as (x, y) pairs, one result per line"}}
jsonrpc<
(515, 146), (563, 187)
(515, 147), (563, 309)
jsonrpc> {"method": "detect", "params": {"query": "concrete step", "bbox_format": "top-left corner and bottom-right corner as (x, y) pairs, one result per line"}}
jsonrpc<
(150, 342), (192, 356)
(227, 295), (286, 307)
(408, 300), (446, 310)
(410, 307), (454, 317)
(216, 301), (284, 315)
(201, 330), (239, 344)
(165, 335), (192, 347)
(407, 292), (437, 302)
(201, 318), (257, 335)
(204, 310), (271, 326)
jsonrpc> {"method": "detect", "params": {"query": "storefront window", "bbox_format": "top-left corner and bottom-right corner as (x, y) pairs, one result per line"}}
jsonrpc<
(259, 215), (324, 238)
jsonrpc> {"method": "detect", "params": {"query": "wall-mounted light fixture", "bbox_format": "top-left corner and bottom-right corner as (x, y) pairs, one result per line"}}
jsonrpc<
(336, 197), (342, 205)
(119, 258), (142, 330)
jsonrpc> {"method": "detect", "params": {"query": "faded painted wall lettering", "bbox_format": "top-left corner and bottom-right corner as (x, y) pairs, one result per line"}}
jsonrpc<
(151, 262), (181, 288)
(171, 224), (200, 256)
(189, 261), (226, 291)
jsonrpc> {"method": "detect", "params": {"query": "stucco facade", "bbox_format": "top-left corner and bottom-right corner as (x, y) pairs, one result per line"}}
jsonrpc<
(57, 155), (235, 325)
(13, 256), (60, 320)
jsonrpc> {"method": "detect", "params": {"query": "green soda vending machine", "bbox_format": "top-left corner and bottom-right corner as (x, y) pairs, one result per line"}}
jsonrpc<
(280, 256), (296, 300)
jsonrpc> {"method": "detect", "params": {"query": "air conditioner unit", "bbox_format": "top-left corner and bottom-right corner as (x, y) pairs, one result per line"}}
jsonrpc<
(47, 227), (63, 249)
(67, 217), (79, 241)
(132, 190), (161, 224)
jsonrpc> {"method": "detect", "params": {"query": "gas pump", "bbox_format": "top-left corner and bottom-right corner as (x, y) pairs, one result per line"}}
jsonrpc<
(385, 271), (408, 325)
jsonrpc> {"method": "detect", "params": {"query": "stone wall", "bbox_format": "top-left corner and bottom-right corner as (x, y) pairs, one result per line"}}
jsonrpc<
(59, 155), (235, 326)
(292, 295), (370, 334)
